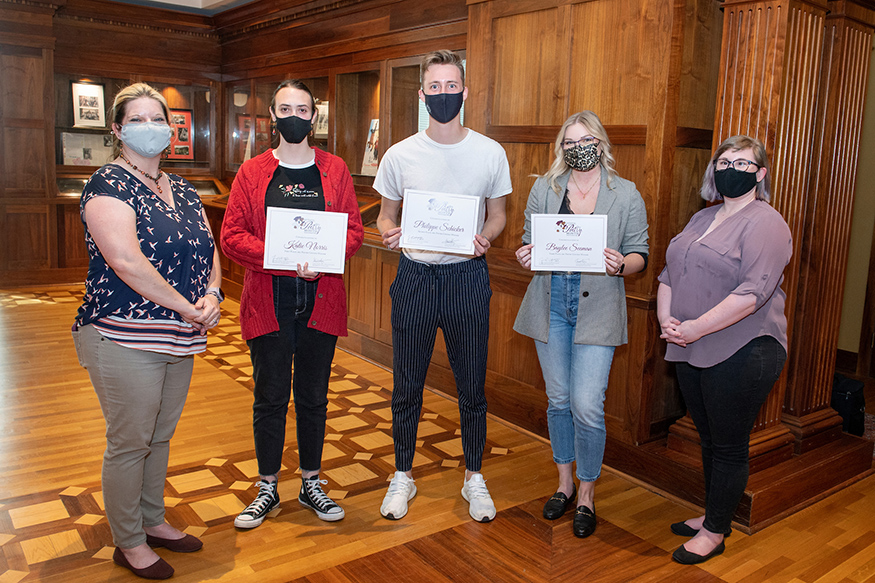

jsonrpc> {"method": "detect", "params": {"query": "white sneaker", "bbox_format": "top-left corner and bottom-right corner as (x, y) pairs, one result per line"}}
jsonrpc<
(462, 473), (496, 523)
(380, 471), (416, 520)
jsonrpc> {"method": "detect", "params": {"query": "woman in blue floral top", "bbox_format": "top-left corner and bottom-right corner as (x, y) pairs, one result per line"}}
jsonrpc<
(72, 83), (221, 580)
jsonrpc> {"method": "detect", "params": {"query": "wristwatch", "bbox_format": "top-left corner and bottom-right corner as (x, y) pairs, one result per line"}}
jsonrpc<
(617, 262), (625, 275)
(207, 287), (224, 303)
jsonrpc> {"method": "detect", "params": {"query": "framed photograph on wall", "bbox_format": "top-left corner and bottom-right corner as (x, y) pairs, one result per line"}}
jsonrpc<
(72, 82), (106, 128)
(167, 109), (194, 160)
(314, 102), (329, 138)
(255, 116), (271, 155)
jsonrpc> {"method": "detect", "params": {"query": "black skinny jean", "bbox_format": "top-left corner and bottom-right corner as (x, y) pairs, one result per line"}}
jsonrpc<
(675, 335), (786, 534)
(247, 276), (337, 476)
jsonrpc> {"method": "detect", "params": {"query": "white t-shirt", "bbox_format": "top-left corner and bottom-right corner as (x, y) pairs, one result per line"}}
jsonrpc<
(374, 129), (513, 264)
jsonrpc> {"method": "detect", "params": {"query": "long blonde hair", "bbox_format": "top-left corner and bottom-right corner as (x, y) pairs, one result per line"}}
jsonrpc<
(542, 111), (618, 195)
(109, 83), (171, 159)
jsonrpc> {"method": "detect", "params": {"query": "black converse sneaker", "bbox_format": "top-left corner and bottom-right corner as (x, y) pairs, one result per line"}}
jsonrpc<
(299, 475), (345, 521)
(234, 479), (280, 529)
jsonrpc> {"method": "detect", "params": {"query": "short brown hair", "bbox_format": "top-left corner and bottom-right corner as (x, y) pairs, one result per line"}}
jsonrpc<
(420, 50), (465, 87)
(109, 83), (170, 159)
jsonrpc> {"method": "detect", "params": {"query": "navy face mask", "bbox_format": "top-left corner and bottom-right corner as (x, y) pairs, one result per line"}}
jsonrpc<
(275, 114), (312, 144)
(714, 167), (759, 199)
(424, 92), (464, 124)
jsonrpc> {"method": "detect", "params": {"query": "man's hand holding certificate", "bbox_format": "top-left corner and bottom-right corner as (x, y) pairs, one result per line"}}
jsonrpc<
(530, 214), (608, 272)
(263, 208), (349, 274)
(399, 190), (481, 255)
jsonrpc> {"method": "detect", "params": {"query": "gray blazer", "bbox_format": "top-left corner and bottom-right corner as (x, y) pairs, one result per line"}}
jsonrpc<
(513, 171), (649, 346)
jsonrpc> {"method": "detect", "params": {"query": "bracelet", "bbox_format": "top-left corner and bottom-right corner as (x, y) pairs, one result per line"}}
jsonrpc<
(206, 287), (224, 303)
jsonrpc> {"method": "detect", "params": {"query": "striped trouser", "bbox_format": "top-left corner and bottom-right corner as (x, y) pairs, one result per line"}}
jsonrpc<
(389, 254), (492, 472)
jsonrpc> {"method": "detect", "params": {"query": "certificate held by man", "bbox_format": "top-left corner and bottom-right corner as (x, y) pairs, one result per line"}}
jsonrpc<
(530, 214), (608, 273)
(263, 207), (349, 274)
(399, 190), (481, 255)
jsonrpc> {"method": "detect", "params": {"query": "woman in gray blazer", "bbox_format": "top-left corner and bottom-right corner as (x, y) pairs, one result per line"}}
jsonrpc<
(514, 111), (649, 538)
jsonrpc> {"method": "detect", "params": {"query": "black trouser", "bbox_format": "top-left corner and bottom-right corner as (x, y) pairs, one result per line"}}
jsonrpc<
(675, 335), (787, 534)
(389, 255), (492, 472)
(247, 276), (337, 476)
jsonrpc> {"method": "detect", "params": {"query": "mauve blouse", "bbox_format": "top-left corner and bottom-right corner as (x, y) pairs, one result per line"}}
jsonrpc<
(658, 200), (792, 367)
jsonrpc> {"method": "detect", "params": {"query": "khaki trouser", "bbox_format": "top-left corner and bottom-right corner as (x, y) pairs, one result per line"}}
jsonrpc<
(73, 324), (192, 548)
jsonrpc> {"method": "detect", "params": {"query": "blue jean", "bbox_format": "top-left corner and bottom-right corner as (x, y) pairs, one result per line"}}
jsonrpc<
(534, 274), (615, 482)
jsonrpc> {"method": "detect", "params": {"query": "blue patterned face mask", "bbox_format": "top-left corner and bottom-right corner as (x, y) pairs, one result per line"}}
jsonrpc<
(119, 122), (173, 158)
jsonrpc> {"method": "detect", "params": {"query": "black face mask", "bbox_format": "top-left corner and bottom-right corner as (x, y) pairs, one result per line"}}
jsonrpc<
(424, 92), (464, 124)
(714, 167), (759, 199)
(275, 115), (312, 144)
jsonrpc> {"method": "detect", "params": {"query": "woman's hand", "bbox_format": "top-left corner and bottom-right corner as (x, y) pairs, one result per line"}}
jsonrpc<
(515, 244), (533, 269)
(660, 316), (686, 347)
(297, 262), (320, 280)
(604, 247), (625, 276)
(381, 226), (402, 250)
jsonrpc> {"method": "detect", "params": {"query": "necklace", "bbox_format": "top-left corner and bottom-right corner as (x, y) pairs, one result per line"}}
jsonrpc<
(570, 169), (600, 198)
(119, 151), (163, 195)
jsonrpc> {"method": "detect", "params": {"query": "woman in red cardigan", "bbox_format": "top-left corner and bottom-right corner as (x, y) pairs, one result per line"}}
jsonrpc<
(221, 80), (363, 530)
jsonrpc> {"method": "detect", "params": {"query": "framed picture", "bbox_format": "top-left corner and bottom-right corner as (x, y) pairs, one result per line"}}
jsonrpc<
(314, 102), (329, 138)
(361, 118), (379, 176)
(255, 116), (271, 155)
(167, 109), (194, 160)
(237, 114), (252, 162)
(72, 82), (106, 128)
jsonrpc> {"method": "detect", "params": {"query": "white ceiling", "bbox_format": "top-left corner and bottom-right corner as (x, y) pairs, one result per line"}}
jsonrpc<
(112, 0), (258, 15)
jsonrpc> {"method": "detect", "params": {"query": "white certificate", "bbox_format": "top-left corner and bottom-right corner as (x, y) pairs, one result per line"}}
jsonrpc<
(263, 208), (348, 274)
(530, 214), (608, 272)
(399, 190), (481, 255)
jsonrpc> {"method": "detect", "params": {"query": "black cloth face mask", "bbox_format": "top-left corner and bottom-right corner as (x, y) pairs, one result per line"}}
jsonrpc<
(714, 167), (759, 199)
(424, 92), (464, 124)
(275, 115), (312, 144)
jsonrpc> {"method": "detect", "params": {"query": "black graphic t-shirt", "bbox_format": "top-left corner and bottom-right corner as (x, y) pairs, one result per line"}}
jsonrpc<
(264, 160), (325, 212)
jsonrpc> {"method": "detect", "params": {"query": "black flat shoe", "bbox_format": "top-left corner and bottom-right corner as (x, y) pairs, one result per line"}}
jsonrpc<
(670, 522), (731, 537)
(672, 541), (726, 565)
(572, 505), (596, 538)
(543, 485), (576, 520)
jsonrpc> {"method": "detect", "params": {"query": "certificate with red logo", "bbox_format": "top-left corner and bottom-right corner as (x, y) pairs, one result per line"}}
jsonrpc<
(399, 190), (481, 255)
(263, 208), (348, 273)
(530, 214), (607, 272)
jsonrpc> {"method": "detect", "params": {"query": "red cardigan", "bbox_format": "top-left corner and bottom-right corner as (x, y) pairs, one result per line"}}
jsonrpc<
(220, 148), (364, 340)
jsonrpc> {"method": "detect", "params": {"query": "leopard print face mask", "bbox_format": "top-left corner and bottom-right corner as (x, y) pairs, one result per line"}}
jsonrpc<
(563, 143), (600, 172)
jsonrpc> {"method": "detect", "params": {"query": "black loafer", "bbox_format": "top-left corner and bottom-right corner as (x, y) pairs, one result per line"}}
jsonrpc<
(670, 522), (732, 537)
(672, 541), (725, 564)
(572, 505), (596, 538)
(543, 485), (576, 520)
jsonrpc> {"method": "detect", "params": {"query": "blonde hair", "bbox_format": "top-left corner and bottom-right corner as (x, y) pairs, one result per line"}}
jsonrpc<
(420, 50), (465, 87)
(109, 83), (171, 159)
(542, 111), (618, 195)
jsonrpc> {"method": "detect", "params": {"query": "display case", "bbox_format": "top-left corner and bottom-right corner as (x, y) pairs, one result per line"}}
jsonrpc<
(227, 81), (253, 171)
(335, 68), (380, 179)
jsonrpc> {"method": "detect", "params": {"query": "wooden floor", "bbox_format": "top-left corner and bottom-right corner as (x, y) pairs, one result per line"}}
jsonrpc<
(1, 286), (875, 583)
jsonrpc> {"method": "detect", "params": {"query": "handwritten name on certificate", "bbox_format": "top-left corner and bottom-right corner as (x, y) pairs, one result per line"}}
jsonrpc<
(263, 208), (348, 274)
(399, 190), (481, 255)
(530, 214), (608, 273)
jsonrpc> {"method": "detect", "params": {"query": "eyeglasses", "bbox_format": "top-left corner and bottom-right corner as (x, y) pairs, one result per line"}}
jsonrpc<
(561, 136), (599, 149)
(714, 158), (760, 172)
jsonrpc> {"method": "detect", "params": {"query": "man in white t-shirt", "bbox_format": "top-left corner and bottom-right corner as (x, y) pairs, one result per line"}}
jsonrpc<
(374, 49), (513, 523)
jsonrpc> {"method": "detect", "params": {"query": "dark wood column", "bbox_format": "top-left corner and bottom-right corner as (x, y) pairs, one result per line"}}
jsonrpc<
(781, 0), (875, 453)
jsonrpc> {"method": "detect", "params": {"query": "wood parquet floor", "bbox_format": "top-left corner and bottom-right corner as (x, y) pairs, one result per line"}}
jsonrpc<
(1, 286), (875, 582)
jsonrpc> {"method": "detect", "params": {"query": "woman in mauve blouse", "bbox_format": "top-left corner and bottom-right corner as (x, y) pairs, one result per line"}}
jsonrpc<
(657, 135), (792, 565)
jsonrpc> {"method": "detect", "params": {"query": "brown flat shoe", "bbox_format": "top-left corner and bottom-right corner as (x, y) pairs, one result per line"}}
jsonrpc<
(146, 533), (203, 553)
(113, 547), (174, 580)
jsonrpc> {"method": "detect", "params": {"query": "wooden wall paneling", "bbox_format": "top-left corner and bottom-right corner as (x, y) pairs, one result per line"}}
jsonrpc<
(376, 249), (398, 346)
(3, 126), (47, 195)
(4, 205), (49, 270)
(57, 202), (88, 269)
(677, 0), (725, 130)
(53, 0), (220, 83)
(489, 5), (569, 126)
(781, 0), (875, 452)
(335, 67), (380, 177)
(387, 57), (421, 153)
(346, 246), (378, 337)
